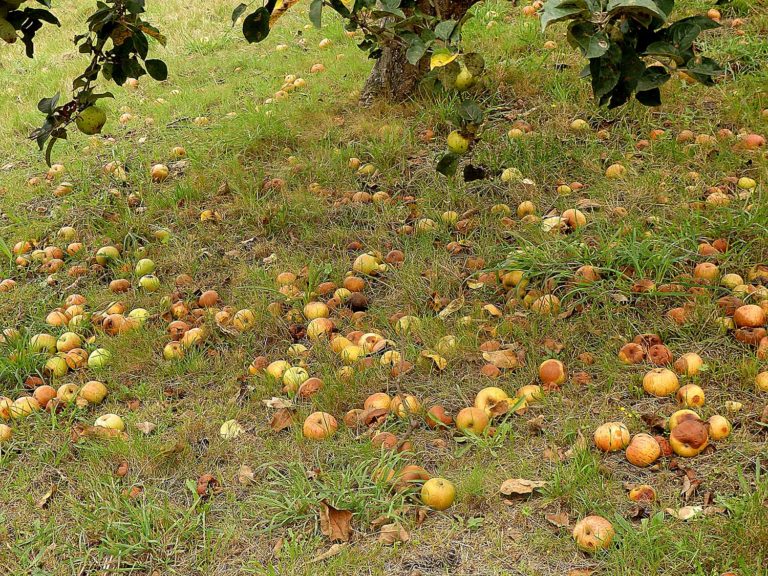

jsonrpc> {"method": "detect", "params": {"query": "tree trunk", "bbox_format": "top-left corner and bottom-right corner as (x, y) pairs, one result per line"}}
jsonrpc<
(359, 0), (480, 105)
(359, 44), (429, 105)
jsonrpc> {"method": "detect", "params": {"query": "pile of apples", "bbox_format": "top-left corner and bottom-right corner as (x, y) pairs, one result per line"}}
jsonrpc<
(162, 282), (256, 361)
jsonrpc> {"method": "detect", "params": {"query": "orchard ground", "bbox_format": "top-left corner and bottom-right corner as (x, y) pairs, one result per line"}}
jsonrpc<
(1, 0), (768, 575)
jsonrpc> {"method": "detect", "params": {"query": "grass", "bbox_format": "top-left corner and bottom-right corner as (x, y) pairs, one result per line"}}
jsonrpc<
(0, 0), (767, 574)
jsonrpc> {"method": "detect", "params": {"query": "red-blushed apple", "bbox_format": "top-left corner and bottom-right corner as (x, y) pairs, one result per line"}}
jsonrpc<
(426, 405), (453, 428)
(32, 385), (57, 408)
(302, 411), (338, 439)
(79, 381), (108, 404)
(676, 384), (705, 408)
(539, 359), (566, 387)
(708, 415), (731, 440)
(572, 515), (614, 552)
(625, 433), (661, 467)
(95, 413), (125, 431)
(673, 352), (704, 376)
(593, 421), (630, 452)
(364, 392), (391, 411)
(455, 406), (489, 434)
(0, 397), (13, 420)
(420, 477), (456, 510)
(642, 368), (679, 397)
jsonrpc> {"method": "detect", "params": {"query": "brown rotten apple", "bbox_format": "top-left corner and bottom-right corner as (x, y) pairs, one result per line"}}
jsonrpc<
(676, 384), (705, 408)
(642, 368), (679, 397)
(733, 304), (765, 328)
(669, 409), (701, 430)
(539, 359), (567, 388)
(593, 421), (630, 452)
(628, 484), (657, 502)
(426, 405), (453, 428)
(670, 419), (708, 457)
(625, 433), (661, 467)
(618, 343), (645, 364)
(572, 515), (615, 552)
(302, 412), (338, 440)
(474, 386), (510, 417)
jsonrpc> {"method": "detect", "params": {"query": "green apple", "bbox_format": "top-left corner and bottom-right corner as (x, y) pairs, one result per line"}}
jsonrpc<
(88, 348), (112, 369)
(447, 130), (470, 154)
(134, 258), (155, 276)
(75, 106), (107, 135)
(96, 245), (120, 266)
(94, 413), (125, 431)
(139, 274), (160, 292)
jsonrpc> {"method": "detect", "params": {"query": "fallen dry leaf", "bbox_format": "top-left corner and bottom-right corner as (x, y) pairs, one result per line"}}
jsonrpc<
(196, 474), (219, 498)
(420, 350), (448, 371)
(319, 500), (353, 542)
(270, 408), (296, 432)
(500, 478), (547, 497)
(237, 464), (255, 485)
(482, 348), (520, 369)
(545, 511), (570, 528)
(665, 506), (702, 520)
(36, 484), (58, 509)
(135, 421), (157, 435)
(379, 523), (410, 545)
(308, 543), (346, 563)
(70, 424), (127, 442)
(438, 296), (464, 318)
(543, 338), (564, 353)
(262, 397), (293, 409)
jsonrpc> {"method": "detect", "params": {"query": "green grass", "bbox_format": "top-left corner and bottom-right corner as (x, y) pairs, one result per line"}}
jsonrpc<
(0, 0), (767, 574)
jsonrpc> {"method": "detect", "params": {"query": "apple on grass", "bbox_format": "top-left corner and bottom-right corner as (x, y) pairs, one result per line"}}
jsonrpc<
(302, 412), (338, 440)
(95, 413), (125, 431)
(572, 515), (614, 552)
(421, 477), (456, 510)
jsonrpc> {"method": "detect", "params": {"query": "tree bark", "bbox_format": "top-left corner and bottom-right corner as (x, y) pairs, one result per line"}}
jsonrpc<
(359, 0), (481, 105)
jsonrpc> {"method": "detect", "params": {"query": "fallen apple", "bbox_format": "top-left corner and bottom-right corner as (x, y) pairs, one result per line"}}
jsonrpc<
(642, 368), (679, 397)
(572, 515), (614, 552)
(455, 406), (489, 435)
(421, 477), (456, 510)
(593, 421), (630, 452)
(302, 411), (338, 439)
(708, 414), (731, 440)
(474, 386), (509, 417)
(670, 418), (708, 457)
(625, 433), (661, 467)
(79, 380), (108, 404)
(95, 413), (125, 431)
(676, 384), (705, 408)
(88, 348), (112, 369)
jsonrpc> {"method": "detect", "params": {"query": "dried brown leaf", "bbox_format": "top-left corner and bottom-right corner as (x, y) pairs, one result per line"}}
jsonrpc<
(36, 484), (57, 509)
(482, 348), (519, 369)
(545, 511), (570, 528)
(309, 543), (346, 563)
(270, 408), (296, 432)
(319, 500), (353, 542)
(500, 478), (547, 497)
(115, 460), (129, 478)
(379, 523), (410, 545)
(135, 421), (157, 435)
(237, 464), (255, 485)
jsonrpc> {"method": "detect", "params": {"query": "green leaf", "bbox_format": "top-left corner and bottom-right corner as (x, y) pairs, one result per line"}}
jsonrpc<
(567, 20), (598, 53)
(436, 153), (460, 177)
(589, 44), (621, 100)
(541, 1), (588, 30)
(37, 93), (60, 114)
(586, 32), (610, 58)
(145, 59), (168, 81)
(636, 65), (670, 91)
(405, 37), (427, 65)
(231, 3), (248, 24)
(463, 52), (485, 76)
(644, 40), (682, 63)
(635, 87), (661, 106)
(434, 20), (457, 41)
(606, 0), (668, 22)
(242, 7), (270, 43)
(309, 0), (323, 28)
(683, 57), (722, 86)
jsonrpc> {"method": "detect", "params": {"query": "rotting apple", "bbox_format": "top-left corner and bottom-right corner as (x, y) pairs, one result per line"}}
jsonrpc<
(302, 411), (338, 440)
(625, 433), (661, 467)
(676, 384), (705, 408)
(708, 415), (731, 440)
(593, 421), (630, 452)
(474, 386), (509, 417)
(670, 419), (709, 457)
(572, 515), (614, 552)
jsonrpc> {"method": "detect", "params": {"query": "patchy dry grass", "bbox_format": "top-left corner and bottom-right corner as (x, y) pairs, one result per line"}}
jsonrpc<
(1, 0), (767, 575)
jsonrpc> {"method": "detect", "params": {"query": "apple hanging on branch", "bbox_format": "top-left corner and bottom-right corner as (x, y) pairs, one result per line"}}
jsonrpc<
(26, 0), (167, 164)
